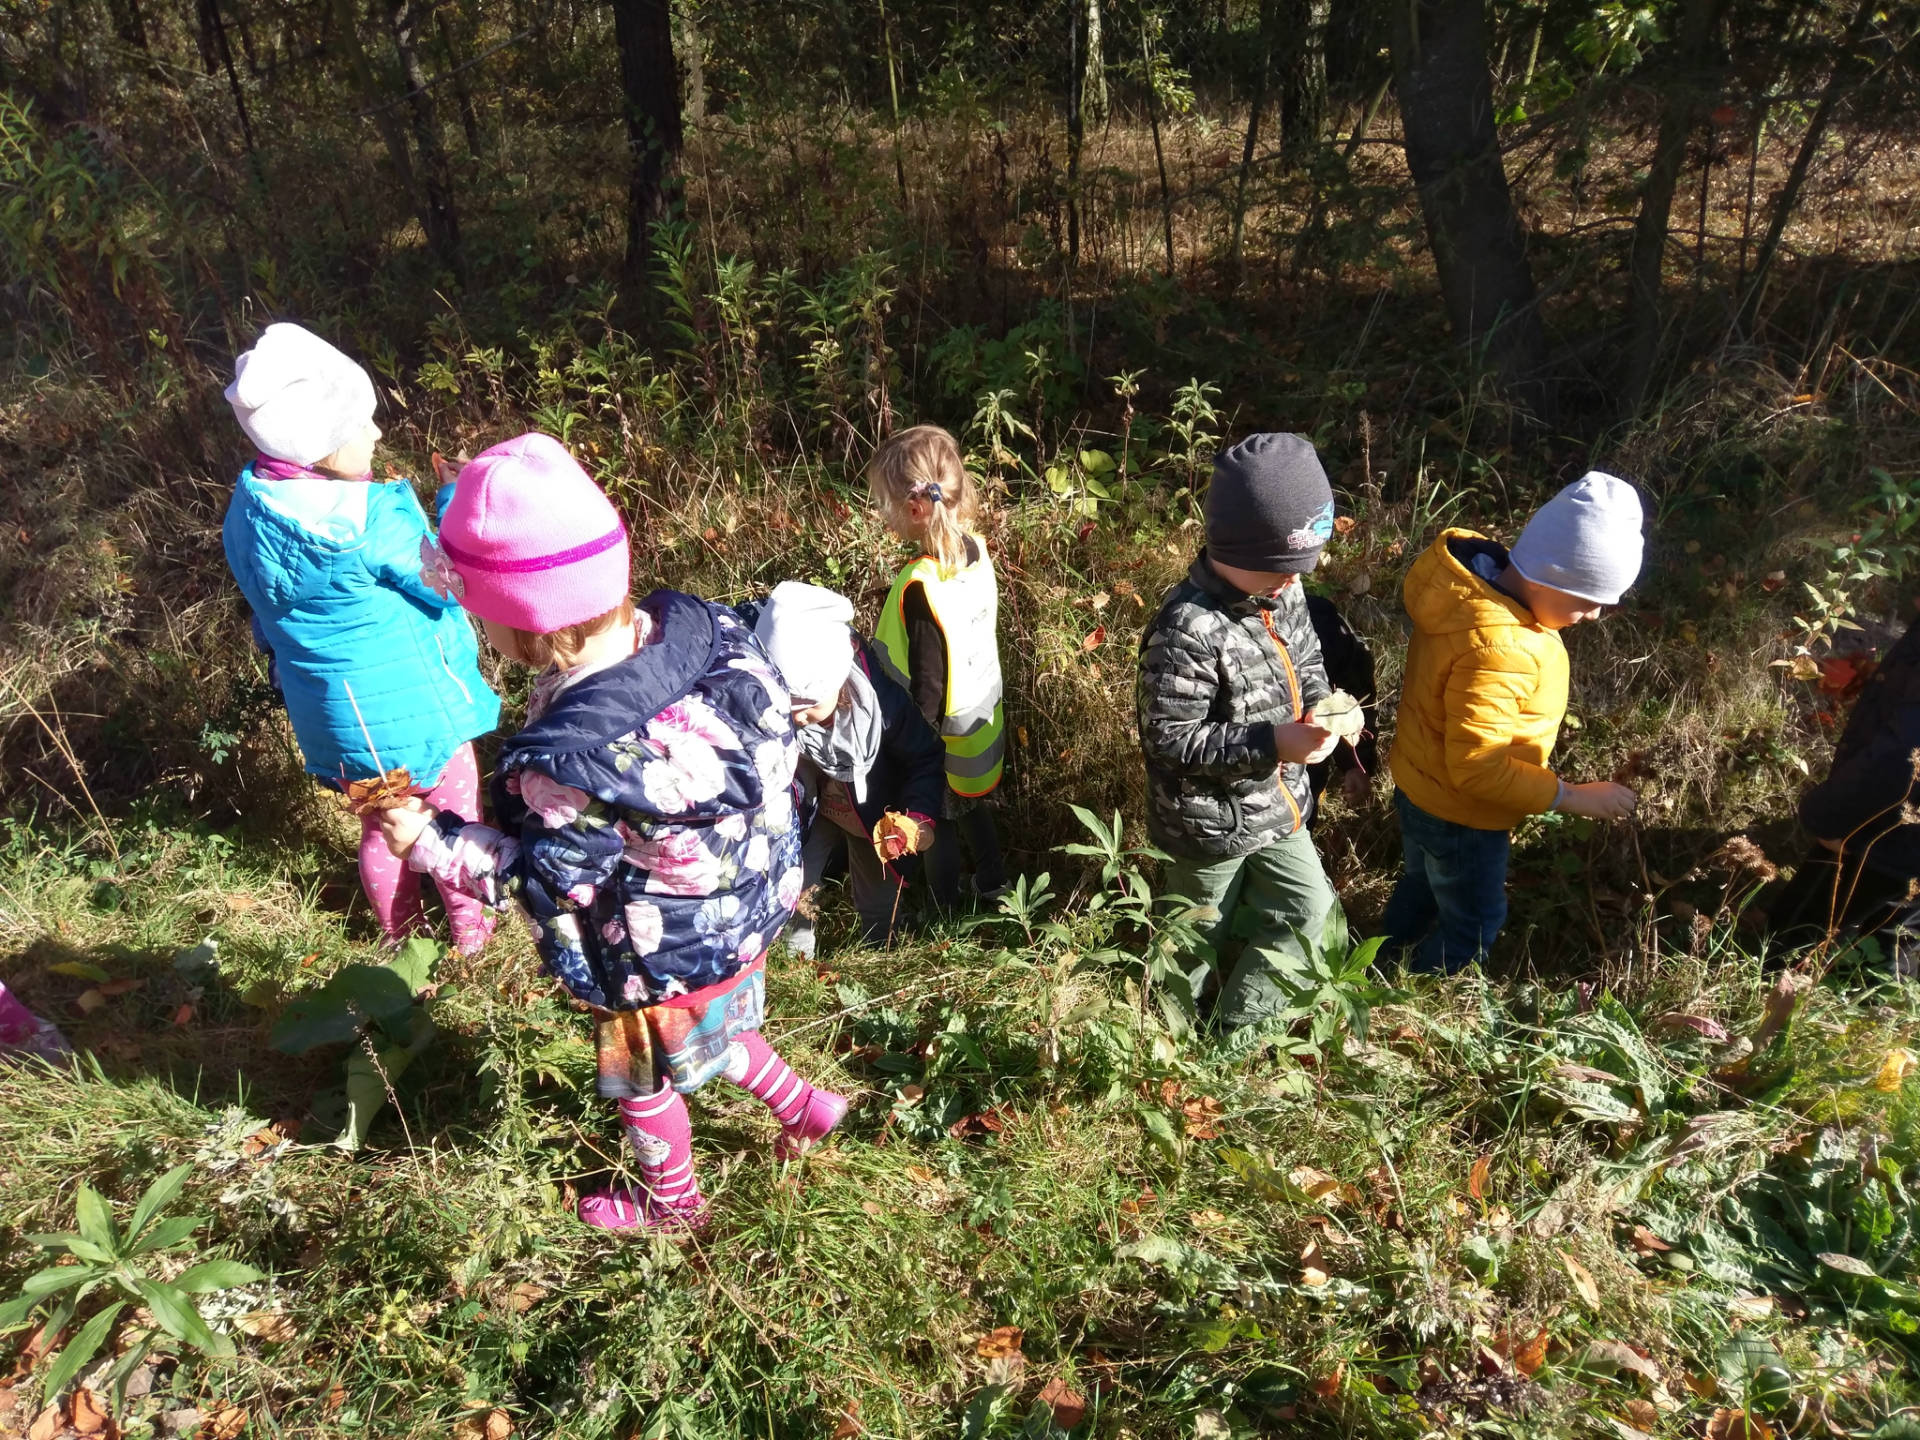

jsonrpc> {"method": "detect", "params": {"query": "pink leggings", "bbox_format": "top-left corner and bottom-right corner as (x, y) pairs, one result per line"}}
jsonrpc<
(357, 742), (493, 953)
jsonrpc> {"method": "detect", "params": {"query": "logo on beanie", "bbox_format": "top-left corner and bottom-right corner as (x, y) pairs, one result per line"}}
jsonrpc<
(1287, 500), (1336, 552)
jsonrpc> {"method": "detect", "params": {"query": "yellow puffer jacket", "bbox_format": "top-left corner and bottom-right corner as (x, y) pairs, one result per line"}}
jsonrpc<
(1388, 530), (1568, 831)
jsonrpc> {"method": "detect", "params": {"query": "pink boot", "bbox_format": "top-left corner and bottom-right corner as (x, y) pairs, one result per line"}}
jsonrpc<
(577, 1185), (708, 1232)
(774, 1087), (850, 1161)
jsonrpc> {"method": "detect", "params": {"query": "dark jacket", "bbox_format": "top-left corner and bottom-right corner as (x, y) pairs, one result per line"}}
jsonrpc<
(1800, 622), (1920, 877)
(1304, 592), (1378, 815)
(842, 637), (949, 836)
(1136, 552), (1331, 859)
(421, 591), (804, 1009)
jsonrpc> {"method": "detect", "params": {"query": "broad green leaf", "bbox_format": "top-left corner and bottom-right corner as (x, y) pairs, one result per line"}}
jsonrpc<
(130, 1213), (206, 1255)
(73, 1183), (117, 1255)
(134, 1279), (227, 1356)
(272, 961), (420, 1054)
(20, 1264), (97, 1298)
(174, 1259), (266, 1293)
(1138, 1106), (1180, 1164)
(128, 1163), (194, 1243)
(386, 936), (440, 994)
(39, 1300), (126, 1398)
(0, 1294), (42, 1328)
(1079, 448), (1116, 474)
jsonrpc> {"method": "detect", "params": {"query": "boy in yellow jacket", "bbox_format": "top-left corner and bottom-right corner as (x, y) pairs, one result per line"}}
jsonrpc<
(1384, 473), (1645, 972)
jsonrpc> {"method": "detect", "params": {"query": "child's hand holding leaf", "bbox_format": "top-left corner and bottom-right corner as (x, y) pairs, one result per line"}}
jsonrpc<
(873, 811), (934, 862)
(378, 797), (437, 859)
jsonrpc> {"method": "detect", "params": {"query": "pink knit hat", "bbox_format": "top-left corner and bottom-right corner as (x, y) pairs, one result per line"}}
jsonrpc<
(438, 433), (630, 632)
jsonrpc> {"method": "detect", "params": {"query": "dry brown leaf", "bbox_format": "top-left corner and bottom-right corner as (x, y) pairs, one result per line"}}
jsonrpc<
(1560, 1250), (1601, 1309)
(1729, 1296), (1775, 1320)
(1874, 1047), (1917, 1092)
(1706, 1408), (1774, 1440)
(1188, 1209), (1227, 1228)
(1468, 1154), (1491, 1203)
(483, 1408), (512, 1440)
(1180, 1095), (1223, 1140)
(171, 1003), (195, 1027)
(322, 1386), (347, 1415)
(1623, 1399), (1660, 1430)
(0, 1386), (15, 1422)
(1583, 1340), (1661, 1383)
(239, 1125), (284, 1159)
(1512, 1328), (1550, 1377)
(1309, 1364), (1345, 1399)
(70, 1388), (110, 1437)
(1628, 1225), (1673, 1255)
(1290, 1166), (1341, 1200)
(235, 1311), (296, 1343)
(76, 988), (107, 1013)
(1684, 1372), (1719, 1400)
(896, 1084), (926, 1104)
(828, 1399), (864, 1440)
(27, 1402), (62, 1440)
(975, 1326), (1024, 1360)
(97, 978), (144, 997)
(1037, 1378), (1087, 1429)
(504, 1282), (546, 1314)
(201, 1403), (248, 1440)
(1081, 626), (1106, 652)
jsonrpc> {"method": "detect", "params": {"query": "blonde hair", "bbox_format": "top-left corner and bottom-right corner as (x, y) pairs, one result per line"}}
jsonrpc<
(868, 425), (981, 579)
(509, 596), (635, 671)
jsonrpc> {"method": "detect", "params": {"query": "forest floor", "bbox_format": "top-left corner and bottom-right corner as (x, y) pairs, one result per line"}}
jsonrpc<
(4, 99), (1920, 1440)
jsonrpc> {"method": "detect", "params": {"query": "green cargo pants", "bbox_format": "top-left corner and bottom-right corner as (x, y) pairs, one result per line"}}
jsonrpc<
(1163, 824), (1340, 1031)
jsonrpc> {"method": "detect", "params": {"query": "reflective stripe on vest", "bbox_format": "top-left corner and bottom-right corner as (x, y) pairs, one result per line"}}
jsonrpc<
(874, 543), (1006, 797)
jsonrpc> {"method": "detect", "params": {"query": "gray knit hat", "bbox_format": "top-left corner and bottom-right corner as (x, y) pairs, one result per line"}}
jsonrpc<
(1508, 472), (1645, 606)
(1204, 432), (1336, 574)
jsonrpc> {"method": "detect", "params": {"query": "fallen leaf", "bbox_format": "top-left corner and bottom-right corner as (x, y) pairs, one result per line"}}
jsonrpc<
(1628, 1225), (1673, 1255)
(1706, 1408), (1774, 1440)
(1194, 1410), (1231, 1440)
(235, 1311), (296, 1342)
(1468, 1154), (1491, 1203)
(28, 1403), (61, 1440)
(1081, 626), (1106, 652)
(1623, 1398), (1660, 1430)
(97, 978), (144, 997)
(1037, 1377), (1087, 1429)
(1289, 1165), (1341, 1200)
(1685, 1372), (1718, 1399)
(0, 1387), (14, 1422)
(896, 1084), (925, 1104)
(201, 1403), (248, 1440)
(71, 1388), (110, 1436)
(1760, 570), (1787, 593)
(1728, 1296), (1775, 1320)
(1309, 1364), (1344, 1399)
(504, 1282), (546, 1313)
(1583, 1340), (1661, 1383)
(483, 1409), (512, 1440)
(1560, 1250), (1601, 1308)
(1654, 1013), (1730, 1042)
(1188, 1209), (1227, 1228)
(1512, 1328), (1550, 1377)
(829, 1398), (863, 1439)
(975, 1326), (1024, 1360)
(1874, 1047), (1917, 1092)
(948, 1108), (1008, 1140)
(239, 1126), (284, 1159)
(1333, 514), (1357, 536)
(1087, 591), (1110, 611)
(172, 1003), (195, 1027)
(1180, 1095), (1223, 1139)
(76, 988), (107, 1012)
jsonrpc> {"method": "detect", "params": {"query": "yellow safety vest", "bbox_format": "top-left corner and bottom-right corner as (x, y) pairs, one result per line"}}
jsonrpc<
(874, 544), (1006, 797)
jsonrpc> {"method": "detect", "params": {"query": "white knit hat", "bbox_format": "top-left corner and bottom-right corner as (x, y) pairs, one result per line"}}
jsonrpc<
(1509, 472), (1645, 606)
(225, 322), (377, 467)
(754, 581), (857, 706)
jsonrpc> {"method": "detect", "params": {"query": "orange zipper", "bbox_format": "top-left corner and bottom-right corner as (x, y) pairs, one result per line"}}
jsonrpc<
(1259, 608), (1306, 831)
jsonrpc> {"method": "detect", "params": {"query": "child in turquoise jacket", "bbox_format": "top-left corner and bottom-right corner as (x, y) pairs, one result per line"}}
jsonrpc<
(221, 323), (500, 951)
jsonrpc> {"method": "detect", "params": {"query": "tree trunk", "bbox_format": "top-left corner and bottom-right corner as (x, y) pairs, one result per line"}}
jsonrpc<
(678, 1), (705, 124)
(1141, 9), (1175, 277)
(199, 0), (257, 151)
(1067, 0), (1084, 266)
(387, 0), (465, 284)
(1622, 0), (1728, 412)
(1736, 0), (1875, 335)
(1391, 0), (1547, 398)
(1230, 0), (1275, 282)
(1279, 0), (1328, 164)
(1084, 0), (1108, 123)
(434, 2), (484, 157)
(610, 0), (683, 283)
(332, 0), (420, 215)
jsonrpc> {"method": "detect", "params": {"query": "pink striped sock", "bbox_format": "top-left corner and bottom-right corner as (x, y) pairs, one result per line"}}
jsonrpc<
(616, 1085), (701, 1206)
(724, 1031), (816, 1129)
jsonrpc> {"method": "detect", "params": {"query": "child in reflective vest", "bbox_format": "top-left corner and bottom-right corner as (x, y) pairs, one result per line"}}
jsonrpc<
(868, 426), (1009, 908)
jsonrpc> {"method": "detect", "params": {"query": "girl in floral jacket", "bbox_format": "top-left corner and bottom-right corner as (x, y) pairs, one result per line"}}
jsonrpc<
(380, 433), (847, 1231)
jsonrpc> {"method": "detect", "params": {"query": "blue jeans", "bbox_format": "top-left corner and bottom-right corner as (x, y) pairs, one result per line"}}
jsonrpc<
(1380, 789), (1511, 974)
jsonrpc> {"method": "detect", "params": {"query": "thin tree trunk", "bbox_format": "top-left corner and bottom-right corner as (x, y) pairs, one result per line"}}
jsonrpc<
(434, 2), (484, 157)
(200, 0), (257, 151)
(1343, 72), (1390, 160)
(678, 1), (705, 123)
(1391, 0), (1548, 401)
(1230, 0), (1275, 283)
(1067, 0), (1084, 266)
(1622, 0), (1727, 412)
(1737, 0), (1875, 334)
(387, 0), (464, 283)
(1141, 10), (1175, 277)
(880, 0), (906, 210)
(610, 0), (683, 284)
(1084, 0), (1108, 122)
(1279, 0), (1328, 165)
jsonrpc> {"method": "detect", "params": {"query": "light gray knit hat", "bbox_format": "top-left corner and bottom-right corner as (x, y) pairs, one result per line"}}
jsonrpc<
(1509, 472), (1645, 606)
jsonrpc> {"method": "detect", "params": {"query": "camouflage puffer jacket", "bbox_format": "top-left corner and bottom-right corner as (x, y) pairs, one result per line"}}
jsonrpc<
(1136, 554), (1330, 859)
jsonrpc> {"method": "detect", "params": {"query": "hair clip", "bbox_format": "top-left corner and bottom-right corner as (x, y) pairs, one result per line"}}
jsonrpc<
(909, 480), (944, 505)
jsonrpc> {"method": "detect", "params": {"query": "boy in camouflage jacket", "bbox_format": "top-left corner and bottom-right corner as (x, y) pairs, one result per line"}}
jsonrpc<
(1137, 433), (1344, 1030)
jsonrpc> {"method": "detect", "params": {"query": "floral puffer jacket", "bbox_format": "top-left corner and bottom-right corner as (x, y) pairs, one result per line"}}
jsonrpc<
(409, 589), (804, 1009)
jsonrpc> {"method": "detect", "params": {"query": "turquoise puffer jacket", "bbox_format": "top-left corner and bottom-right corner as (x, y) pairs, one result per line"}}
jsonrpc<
(223, 466), (500, 785)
